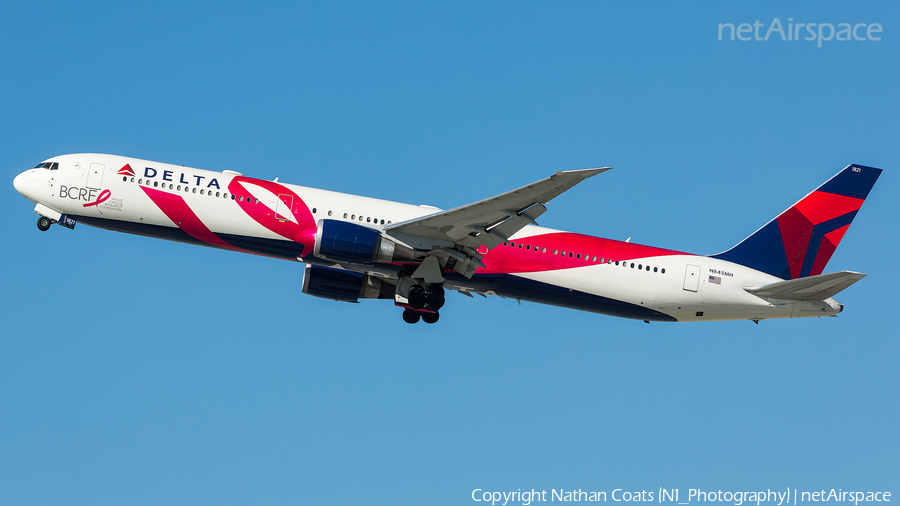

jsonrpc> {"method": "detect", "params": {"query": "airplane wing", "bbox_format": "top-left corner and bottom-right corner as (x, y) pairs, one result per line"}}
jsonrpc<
(744, 271), (867, 301)
(382, 167), (610, 280)
(386, 167), (610, 249)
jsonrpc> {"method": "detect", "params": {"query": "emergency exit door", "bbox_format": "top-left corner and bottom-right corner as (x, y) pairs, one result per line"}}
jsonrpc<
(276, 194), (294, 222)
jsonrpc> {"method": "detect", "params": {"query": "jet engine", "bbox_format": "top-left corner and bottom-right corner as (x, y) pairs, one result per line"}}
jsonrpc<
(313, 219), (415, 264)
(301, 264), (394, 302)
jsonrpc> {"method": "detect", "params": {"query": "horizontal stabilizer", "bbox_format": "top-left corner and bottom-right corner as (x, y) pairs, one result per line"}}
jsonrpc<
(744, 270), (866, 301)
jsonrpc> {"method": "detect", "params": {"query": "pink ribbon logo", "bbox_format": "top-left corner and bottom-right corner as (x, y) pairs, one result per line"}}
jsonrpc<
(83, 189), (111, 214)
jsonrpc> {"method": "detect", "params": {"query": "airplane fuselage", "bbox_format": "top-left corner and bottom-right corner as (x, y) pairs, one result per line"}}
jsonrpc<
(13, 154), (853, 323)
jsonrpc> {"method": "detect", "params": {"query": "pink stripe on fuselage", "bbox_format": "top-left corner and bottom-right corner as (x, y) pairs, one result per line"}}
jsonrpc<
(141, 186), (251, 253)
(477, 232), (690, 275)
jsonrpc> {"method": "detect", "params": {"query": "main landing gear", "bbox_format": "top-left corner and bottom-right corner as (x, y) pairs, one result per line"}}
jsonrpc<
(400, 285), (444, 324)
(37, 216), (52, 231)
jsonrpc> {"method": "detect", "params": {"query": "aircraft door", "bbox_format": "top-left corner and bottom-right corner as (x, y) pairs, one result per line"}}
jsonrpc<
(87, 163), (104, 189)
(683, 264), (700, 292)
(276, 194), (293, 222)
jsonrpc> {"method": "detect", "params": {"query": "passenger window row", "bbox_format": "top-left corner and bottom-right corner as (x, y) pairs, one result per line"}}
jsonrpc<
(340, 212), (390, 225)
(503, 241), (666, 274)
(126, 176), (258, 203)
(125, 176), (396, 224)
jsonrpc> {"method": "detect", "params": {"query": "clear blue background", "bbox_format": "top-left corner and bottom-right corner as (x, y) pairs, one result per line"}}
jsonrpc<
(1, 1), (897, 504)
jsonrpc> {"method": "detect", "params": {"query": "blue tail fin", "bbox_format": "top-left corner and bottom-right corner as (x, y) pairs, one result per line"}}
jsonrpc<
(711, 164), (881, 280)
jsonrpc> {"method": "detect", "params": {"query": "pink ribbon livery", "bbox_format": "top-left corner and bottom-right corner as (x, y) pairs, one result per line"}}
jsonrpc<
(83, 189), (111, 214)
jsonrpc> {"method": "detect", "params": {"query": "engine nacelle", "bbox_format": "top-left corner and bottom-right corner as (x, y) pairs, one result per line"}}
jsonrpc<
(301, 264), (394, 302)
(313, 219), (414, 264)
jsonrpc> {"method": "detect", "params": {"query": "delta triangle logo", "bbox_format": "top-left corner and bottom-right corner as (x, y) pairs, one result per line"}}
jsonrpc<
(117, 164), (136, 177)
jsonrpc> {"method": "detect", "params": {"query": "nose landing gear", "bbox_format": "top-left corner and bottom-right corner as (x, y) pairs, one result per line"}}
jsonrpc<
(37, 216), (52, 231)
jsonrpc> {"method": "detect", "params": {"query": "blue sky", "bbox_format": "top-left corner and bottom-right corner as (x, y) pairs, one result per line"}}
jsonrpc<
(1, 1), (897, 504)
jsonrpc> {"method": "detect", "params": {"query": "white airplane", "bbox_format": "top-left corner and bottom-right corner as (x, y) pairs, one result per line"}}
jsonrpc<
(13, 154), (881, 324)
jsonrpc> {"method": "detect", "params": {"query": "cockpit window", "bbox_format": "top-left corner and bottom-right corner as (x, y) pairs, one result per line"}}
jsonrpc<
(50, 162), (58, 170)
(34, 162), (59, 170)
(34, 162), (45, 168)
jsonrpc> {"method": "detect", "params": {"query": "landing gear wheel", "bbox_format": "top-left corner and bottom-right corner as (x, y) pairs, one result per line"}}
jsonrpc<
(402, 308), (421, 324)
(37, 216), (52, 231)
(407, 286), (426, 309)
(426, 289), (445, 309)
(421, 312), (440, 324)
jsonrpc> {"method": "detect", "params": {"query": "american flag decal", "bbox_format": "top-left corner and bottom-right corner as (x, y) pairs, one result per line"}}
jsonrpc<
(709, 275), (722, 285)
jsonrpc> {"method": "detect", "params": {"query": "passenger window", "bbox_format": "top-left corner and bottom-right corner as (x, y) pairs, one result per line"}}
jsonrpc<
(169, 184), (174, 189)
(344, 213), (348, 219)
(154, 182), (159, 187)
(518, 243), (523, 249)
(653, 267), (658, 272)
(200, 189), (205, 195)
(216, 192), (221, 197)
(661, 268), (666, 274)
(328, 211), (332, 216)
(193, 188), (197, 193)
(638, 264), (642, 269)
(541, 247), (547, 253)
(568, 252), (573, 257)
(553, 249), (558, 255)
(526, 245), (531, 250)
(381, 219), (385, 225)
(239, 196), (243, 201)
(122, 176), (127, 182)
(367, 217), (371, 222)
(630, 263), (635, 268)
(615, 261), (619, 265)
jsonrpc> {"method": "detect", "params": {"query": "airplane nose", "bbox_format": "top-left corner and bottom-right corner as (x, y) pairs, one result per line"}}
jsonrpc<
(13, 171), (30, 196)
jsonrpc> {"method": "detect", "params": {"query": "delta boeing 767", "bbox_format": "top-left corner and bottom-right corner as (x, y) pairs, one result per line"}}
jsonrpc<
(13, 155), (881, 324)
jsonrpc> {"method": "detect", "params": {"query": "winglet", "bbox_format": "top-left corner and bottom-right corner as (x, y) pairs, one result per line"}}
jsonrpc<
(553, 167), (612, 178)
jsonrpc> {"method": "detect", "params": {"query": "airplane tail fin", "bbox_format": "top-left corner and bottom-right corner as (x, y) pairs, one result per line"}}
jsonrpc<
(710, 164), (881, 280)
